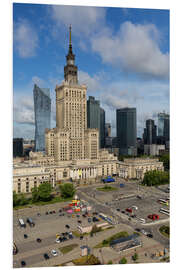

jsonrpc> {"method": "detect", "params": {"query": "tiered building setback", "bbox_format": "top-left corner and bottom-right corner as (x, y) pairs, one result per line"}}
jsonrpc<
(45, 25), (98, 162)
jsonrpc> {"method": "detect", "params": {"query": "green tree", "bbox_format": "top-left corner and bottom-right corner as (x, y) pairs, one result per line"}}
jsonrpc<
(13, 191), (19, 207)
(107, 260), (113, 264)
(132, 253), (138, 262)
(102, 239), (109, 245)
(38, 182), (52, 201)
(59, 183), (75, 198)
(142, 170), (169, 186)
(31, 186), (39, 203)
(159, 154), (170, 171)
(119, 257), (127, 264)
(18, 193), (28, 206)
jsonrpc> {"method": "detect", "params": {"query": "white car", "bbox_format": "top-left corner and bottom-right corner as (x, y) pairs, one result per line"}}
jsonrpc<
(132, 205), (138, 210)
(55, 238), (60, 243)
(51, 249), (58, 256)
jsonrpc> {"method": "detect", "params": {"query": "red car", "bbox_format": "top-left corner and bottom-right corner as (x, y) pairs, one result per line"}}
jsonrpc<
(148, 214), (159, 220)
(126, 208), (132, 213)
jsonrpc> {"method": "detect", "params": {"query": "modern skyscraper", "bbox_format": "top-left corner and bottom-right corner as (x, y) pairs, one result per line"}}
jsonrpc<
(13, 138), (23, 157)
(105, 123), (111, 137)
(158, 112), (170, 141)
(143, 119), (157, 144)
(116, 107), (137, 155)
(33, 84), (51, 151)
(100, 108), (105, 148)
(87, 96), (100, 129)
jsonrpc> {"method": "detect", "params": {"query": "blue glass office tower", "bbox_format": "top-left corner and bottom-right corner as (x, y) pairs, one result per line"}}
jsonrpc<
(33, 84), (51, 151)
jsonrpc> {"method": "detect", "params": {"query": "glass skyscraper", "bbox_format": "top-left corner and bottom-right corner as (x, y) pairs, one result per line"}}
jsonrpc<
(33, 84), (51, 151)
(143, 119), (157, 144)
(158, 112), (170, 141)
(116, 107), (137, 155)
(100, 107), (105, 148)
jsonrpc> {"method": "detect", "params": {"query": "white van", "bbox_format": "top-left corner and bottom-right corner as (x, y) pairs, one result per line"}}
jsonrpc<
(19, 218), (26, 228)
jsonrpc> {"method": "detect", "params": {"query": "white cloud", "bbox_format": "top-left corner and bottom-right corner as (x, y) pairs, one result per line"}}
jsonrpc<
(32, 76), (46, 88)
(14, 19), (38, 58)
(13, 96), (34, 125)
(79, 70), (102, 93)
(91, 21), (169, 79)
(50, 5), (106, 37)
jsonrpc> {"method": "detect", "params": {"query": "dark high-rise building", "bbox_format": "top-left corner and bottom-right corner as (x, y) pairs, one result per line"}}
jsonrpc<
(143, 119), (157, 144)
(100, 107), (105, 148)
(116, 107), (137, 155)
(158, 112), (170, 141)
(13, 138), (23, 157)
(105, 123), (111, 137)
(33, 84), (51, 151)
(87, 96), (100, 129)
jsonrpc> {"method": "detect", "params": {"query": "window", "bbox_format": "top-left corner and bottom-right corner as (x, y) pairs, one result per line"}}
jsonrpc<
(18, 183), (21, 193)
(26, 182), (29, 193)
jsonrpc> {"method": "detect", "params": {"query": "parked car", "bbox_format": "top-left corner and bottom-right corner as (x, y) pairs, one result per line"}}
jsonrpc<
(55, 238), (61, 243)
(51, 249), (58, 256)
(137, 195), (142, 199)
(36, 238), (42, 243)
(80, 235), (84, 240)
(27, 217), (35, 227)
(45, 211), (49, 215)
(62, 236), (67, 241)
(44, 253), (49, 260)
(65, 224), (70, 229)
(59, 209), (62, 213)
(132, 205), (138, 210)
(37, 213), (41, 216)
(24, 234), (28, 239)
(116, 208), (120, 212)
(126, 208), (132, 213)
(21, 261), (26, 267)
(147, 233), (153, 238)
(121, 210), (125, 214)
(69, 234), (73, 239)
(52, 210), (56, 214)
(78, 220), (82, 224)
(88, 218), (91, 223)
(135, 228), (141, 232)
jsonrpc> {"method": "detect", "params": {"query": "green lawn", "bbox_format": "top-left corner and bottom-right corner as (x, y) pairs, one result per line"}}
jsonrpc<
(59, 244), (78, 254)
(159, 226), (170, 238)
(94, 231), (129, 248)
(97, 185), (118, 192)
(13, 196), (73, 210)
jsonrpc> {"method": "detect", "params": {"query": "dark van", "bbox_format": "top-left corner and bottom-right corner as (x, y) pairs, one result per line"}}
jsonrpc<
(27, 217), (35, 227)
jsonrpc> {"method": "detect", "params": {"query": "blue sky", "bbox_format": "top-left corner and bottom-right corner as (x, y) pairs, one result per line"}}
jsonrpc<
(13, 3), (169, 139)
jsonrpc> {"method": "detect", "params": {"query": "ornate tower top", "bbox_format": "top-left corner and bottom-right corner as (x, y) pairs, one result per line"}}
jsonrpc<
(64, 25), (78, 84)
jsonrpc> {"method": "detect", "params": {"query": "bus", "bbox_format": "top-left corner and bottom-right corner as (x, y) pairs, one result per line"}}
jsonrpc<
(158, 199), (169, 206)
(159, 208), (170, 216)
(99, 213), (107, 220)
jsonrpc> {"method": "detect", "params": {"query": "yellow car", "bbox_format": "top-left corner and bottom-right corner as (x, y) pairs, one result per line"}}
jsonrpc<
(56, 234), (60, 238)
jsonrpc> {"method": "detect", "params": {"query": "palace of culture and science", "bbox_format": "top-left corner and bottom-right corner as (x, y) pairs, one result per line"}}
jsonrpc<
(13, 26), (163, 194)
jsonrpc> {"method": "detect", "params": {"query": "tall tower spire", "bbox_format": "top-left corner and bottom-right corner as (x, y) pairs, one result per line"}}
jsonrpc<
(64, 25), (78, 84)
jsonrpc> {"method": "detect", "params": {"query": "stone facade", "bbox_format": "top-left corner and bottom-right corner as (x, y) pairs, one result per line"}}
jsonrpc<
(118, 158), (164, 180)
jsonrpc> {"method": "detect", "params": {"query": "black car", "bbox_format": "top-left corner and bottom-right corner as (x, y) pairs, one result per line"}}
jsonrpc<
(45, 211), (49, 215)
(62, 236), (67, 241)
(44, 253), (49, 260)
(78, 220), (82, 224)
(121, 210), (125, 214)
(80, 235), (84, 240)
(49, 211), (53, 214)
(92, 217), (99, 222)
(147, 233), (153, 238)
(21, 261), (26, 267)
(82, 214), (86, 218)
(36, 238), (42, 243)
(116, 209), (120, 212)
(65, 224), (70, 229)
(59, 209), (62, 213)
(24, 234), (28, 239)
(76, 214), (80, 218)
(135, 228), (141, 232)
(69, 234), (73, 239)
